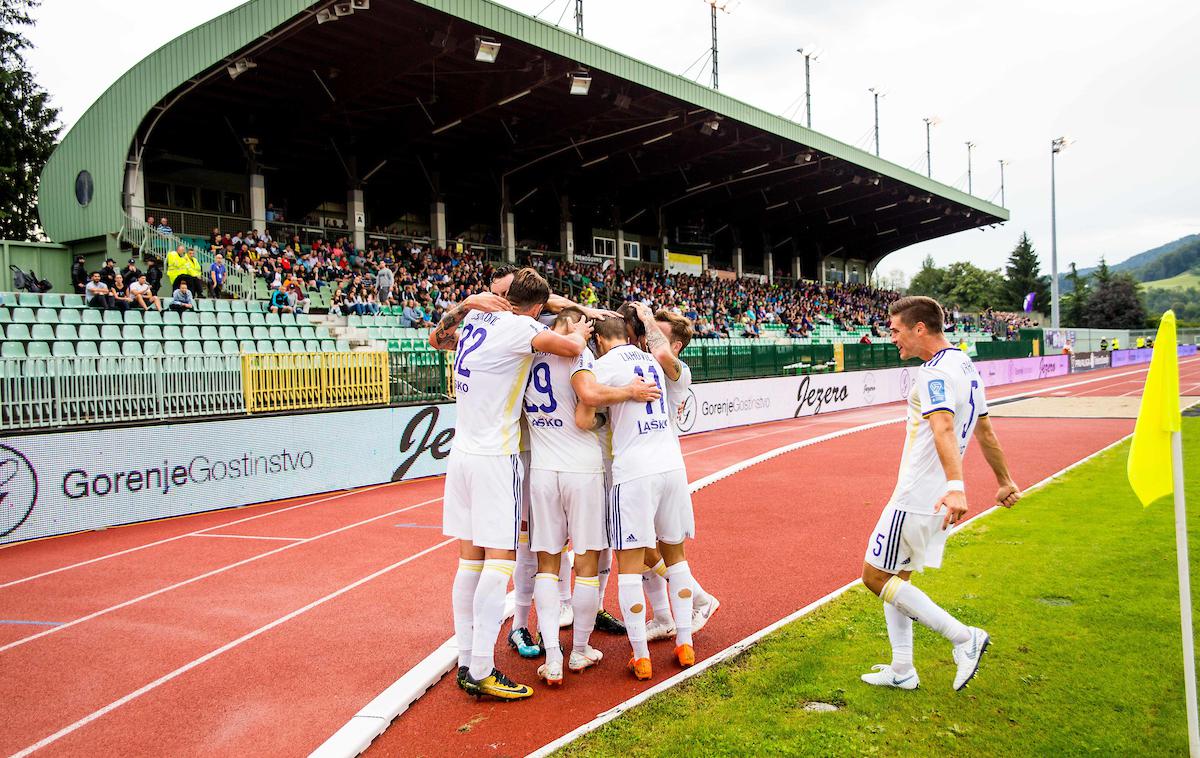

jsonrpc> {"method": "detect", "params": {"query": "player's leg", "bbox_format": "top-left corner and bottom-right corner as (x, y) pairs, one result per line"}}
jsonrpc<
(569, 550), (604, 672)
(641, 548), (675, 641)
(611, 477), (655, 679)
(442, 450), (483, 692)
(557, 545), (574, 628)
(593, 548), (627, 634)
(648, 543), (719, 634)
(533, 549), (565, 685)
(564, 471), (608, 670)
(616, 547), (652, 679)
(654, 469), (698, 667)
(508, 454), (539, 657)
(527, 469), (569, 671)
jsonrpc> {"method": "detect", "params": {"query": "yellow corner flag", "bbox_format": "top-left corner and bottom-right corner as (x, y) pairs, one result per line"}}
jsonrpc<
(1127, 310), (1182, 506)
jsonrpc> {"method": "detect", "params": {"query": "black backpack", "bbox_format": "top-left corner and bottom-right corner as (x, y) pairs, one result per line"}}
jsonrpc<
(10, 265), (52, 293)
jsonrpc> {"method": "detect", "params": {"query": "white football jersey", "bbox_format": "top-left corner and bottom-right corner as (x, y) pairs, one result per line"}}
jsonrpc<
(889, 347), (989, 514)
(591, 343), (685, 484)
(451, 310), (546, 456)
(664, 357), (692, 432)
(524, 348), (604, 473)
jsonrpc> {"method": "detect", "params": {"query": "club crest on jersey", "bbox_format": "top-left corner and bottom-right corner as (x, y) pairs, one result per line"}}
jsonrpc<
(927, 379), (946, 404)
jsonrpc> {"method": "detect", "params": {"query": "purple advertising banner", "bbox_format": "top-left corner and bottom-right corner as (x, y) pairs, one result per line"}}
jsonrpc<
(976, 355), (1070, 387)
(1108, 344), (1195, 368)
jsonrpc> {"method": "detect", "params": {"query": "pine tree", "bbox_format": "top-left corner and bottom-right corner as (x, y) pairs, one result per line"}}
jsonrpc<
(0, 0), (60, 241)
(1062, 262), (1090, 327)
(1085, 272), (1146, 329)
(1002, 232), (1051, 313)
(906, 255), (946, 301)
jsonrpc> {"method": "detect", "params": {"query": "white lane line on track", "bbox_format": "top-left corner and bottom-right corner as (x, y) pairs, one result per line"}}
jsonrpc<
(186, 534), (306, 542)
(0, 497), (444, 654)
(9, 537), (457, 758)
(308, 358), (1195, 758)
(526, 431), (1141, 758)
(0, 482), (401, 589)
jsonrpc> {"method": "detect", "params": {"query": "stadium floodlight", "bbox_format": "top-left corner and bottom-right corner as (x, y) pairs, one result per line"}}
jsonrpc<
(474, 36), (502, 63)
(226, 58), (257, 80)
(351, 0), (369, 8)
(334, 2), (354, 17)
(700, 118), (720, 135)
(316, 8), (338, 23)
(923, 116), (940, 178)
(794, 150), (815, 164)
(796, 47), (820, 128)
(1049, 135), (1074, 330)
(868, 88), (886, 157)
(568, 72), (592, 96)
(965, 141), (976, 194)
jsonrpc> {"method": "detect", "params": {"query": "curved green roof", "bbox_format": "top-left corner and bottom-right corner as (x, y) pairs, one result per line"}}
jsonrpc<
(39, 0), (1005, 244)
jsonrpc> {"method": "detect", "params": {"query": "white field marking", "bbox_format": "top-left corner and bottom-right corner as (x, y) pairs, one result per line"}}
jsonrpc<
(0, 481), (404, 589)
(527, 431), (1141, 757)
(305, 358), (1192, 758)
(186, 534), (305, 542)
(0, 497), (444, 654)
(10, 537), (457, 758)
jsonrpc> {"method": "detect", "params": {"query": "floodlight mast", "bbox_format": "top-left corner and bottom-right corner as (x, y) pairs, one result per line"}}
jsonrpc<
(797, 47), (820, 128)
(575, 0), (583, 35)
(965, 141), (975, 194)
(1050, 135), (1073, 330)
(869, 88), (885, 156)
(923, 116), (940, 178)
(705, 0), (734, 89)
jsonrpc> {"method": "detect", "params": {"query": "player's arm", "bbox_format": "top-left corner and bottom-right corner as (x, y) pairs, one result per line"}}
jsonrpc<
(574, 402), (607, 432)
(973, 415), (1021, 508)
(428, 292), (512, 349)
(928, 411), (968, 530)
(545, 292), (620, 322)
(631, 302), (681, 381)
(571, 370), (660, 408)
(530, 317), (592, 358)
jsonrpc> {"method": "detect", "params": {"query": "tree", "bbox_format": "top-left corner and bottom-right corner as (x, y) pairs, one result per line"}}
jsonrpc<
(1062, 261), (1090, 327)
(942, 261), (1006, 312)
(1002, 232), (1051, 312)
(1085, 272), (1146, 329)
(0, 0), (60, 241)
(907, 256), (946, 301)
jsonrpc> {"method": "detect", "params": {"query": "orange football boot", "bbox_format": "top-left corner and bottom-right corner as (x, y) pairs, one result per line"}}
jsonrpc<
(628, 656), (653, 680)
(674, 644), (695, 668)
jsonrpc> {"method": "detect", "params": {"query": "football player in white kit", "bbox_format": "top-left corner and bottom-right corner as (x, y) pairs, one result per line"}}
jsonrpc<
(430, 268), (592, 700)
(577, 316), (699, 681)
(523, 307), (662, 685)
(860, 296), (1021, 692)
(623, 304), (723, 643)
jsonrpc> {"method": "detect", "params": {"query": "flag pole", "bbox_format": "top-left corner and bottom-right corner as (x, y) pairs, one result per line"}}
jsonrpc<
(1173, 428), (1200, 757)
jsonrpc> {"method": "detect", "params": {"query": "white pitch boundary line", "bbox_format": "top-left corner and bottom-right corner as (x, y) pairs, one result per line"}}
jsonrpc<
(526, 431), (1144, 758)
(186, 534), (305, 542)
(9, 537), (459, 758)
(0, 496), (444, 654)
(309, 358), (1194, 758)
(0, 481), (401, 589)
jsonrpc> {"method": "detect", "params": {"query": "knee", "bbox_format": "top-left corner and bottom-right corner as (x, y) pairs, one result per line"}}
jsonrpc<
(861, 564), (889, 596)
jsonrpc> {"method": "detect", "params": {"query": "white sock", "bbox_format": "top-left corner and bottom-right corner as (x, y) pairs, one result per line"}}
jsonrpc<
(597, 549), (612, 601)
(666, 561), (695, 647)
(469, 559), (514, 680)
(690, 572), (712, 605)
(452, 559), (483, 668)
(572, 576), (600, 653)
(643, 560), (673, 625)
(884, 600), (914, 674)
(883, 576), (971, 646)
(512, 543), (536, 630)
(558, 548), (573, 602)
(534, 572), (563, 668)
(619, 573), (650, 659)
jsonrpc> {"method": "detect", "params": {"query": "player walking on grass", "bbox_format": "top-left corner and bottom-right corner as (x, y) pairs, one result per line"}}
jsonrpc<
(430, 268), (592, 701)
(523, 307), (661, 685)
(578, 316), (698, 681)
(860, 296), (1021, 692)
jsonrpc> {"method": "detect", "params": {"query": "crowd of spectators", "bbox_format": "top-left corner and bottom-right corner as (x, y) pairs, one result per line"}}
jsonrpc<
(978, 309), (1040, 339)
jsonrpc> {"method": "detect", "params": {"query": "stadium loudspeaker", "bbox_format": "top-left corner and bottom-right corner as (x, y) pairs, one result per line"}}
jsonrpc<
(352, 0), (369, 8)
(334, 3), (355, 17)
(316, 8), (338, 23)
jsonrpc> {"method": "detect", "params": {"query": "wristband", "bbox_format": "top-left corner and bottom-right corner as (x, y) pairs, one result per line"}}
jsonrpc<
(945, 480), (965, 493)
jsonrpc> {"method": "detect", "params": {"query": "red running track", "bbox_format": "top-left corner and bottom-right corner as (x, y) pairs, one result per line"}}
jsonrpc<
(0, 359), (1192, 757)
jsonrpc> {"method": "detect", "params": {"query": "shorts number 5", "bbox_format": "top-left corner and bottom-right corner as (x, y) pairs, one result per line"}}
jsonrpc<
(872, 533), (885, 557)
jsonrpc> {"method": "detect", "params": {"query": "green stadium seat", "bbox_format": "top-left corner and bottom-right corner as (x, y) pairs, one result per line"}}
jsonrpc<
(194, 299), (211, 312)
(280, 314), (296, 326)
(321, 341), (338, 353)
(181, 325), (201, 340)
(78, 324), (100, 341)
(348, 315), (363, 328)
(30, 324), (54, 341)
(76, 341), (98, 357)
(238, 339), (256, 353)
(142, 324), (163, 341)
(252, 326), (269, 341)
(336, 339), (350, 351)
(213, 299), (231, 312)
(255, 339), (273, 353)
(232, 312), (250, 326)
(100, 324), (121, 341)
(122, 325), (142, 341)
(218, 325), (237, 340)
(221, 340), (239, 355)
(62, 294), (84, 309)
(12, 308), (35, 323)
(164, 341), (184, 356)
(57, 308), (81, 325)
(200, 326), (219, 341)
(0, 309), (9, 325)
(143, 341), (163, 356)
(162, 324), (182, 341)
(184, 342), (203, 356)
(17, 293), (41, 307)
(181, 311), (199, 325)
(272, 339), (290, 352)
(202, 340), (222, 355)
(288, 339), (305, 352)
(40, 294), (62, 308)
(304, 339), (321, 352)
(36, 309), (57, 324)
(216, 312), (234, 326)
(249, 313), (266, 326)
(99, 341), (121, 357)
(6, 323), (30, 340)
(295, 314), (311, 326)
(80, 308), (101, 324)
(199, 312), (217, 326)
(162, 311), (180, 325)
(54, 324), (78, 341)
(27, 341), (50, 357)
(230, 299), (249, 312)
(143, 310), (163, 325)
(235, 325), (253, 340)
(122, 342), (142, 357)
(1, 341), (24, 357)
(102, 310), (122, 325)
(268, 326), (286, 339)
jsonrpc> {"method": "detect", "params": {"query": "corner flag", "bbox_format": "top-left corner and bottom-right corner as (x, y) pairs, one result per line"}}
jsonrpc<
(1128, 310), (1181, 506)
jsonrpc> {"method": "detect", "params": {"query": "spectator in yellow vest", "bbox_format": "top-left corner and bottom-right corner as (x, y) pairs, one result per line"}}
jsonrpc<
(1112, 337), (1120, 350)
(1136, 336), (1145, 348)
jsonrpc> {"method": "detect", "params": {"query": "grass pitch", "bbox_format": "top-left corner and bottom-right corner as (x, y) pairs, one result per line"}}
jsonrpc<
(559, 420), (1200, 757)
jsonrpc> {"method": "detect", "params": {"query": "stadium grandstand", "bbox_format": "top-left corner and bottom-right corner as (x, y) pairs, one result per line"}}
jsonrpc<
(3, 0), (1008, 435)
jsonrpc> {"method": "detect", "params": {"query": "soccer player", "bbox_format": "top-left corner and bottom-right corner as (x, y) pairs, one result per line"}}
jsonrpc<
(577, 316), (698, 680)
(524, 307), (661, 685)
(860, 296), (1021, 691)
(430, 268), (592, 701)
(623, 304), (722, 641)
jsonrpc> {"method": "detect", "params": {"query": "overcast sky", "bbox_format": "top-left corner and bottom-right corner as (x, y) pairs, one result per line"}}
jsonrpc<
(25, 0), (1200, 277)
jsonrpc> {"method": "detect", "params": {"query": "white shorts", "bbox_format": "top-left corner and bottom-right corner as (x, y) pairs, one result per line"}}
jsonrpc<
(443, 448), (524, 550)
(864, 504), (949, 574)
(528, 469), (609, 554)
(608, 469), (694, 550)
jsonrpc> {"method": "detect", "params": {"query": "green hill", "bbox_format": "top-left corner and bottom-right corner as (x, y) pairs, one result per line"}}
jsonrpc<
(1060, 233), (1200, 293)
(1142, 270), (1200, 291)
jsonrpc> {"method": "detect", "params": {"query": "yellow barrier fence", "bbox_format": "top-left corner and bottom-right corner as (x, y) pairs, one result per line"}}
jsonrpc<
(241, 351), (389, 414)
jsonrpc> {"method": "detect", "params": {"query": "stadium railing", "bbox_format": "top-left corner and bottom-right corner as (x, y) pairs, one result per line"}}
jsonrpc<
(0, 354), (244, 431)
(387, 344), (450, 404)
(241, 351), (389, 413)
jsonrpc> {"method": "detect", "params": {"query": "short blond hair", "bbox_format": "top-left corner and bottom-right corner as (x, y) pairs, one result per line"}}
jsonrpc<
(655, 310), (694, 350)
